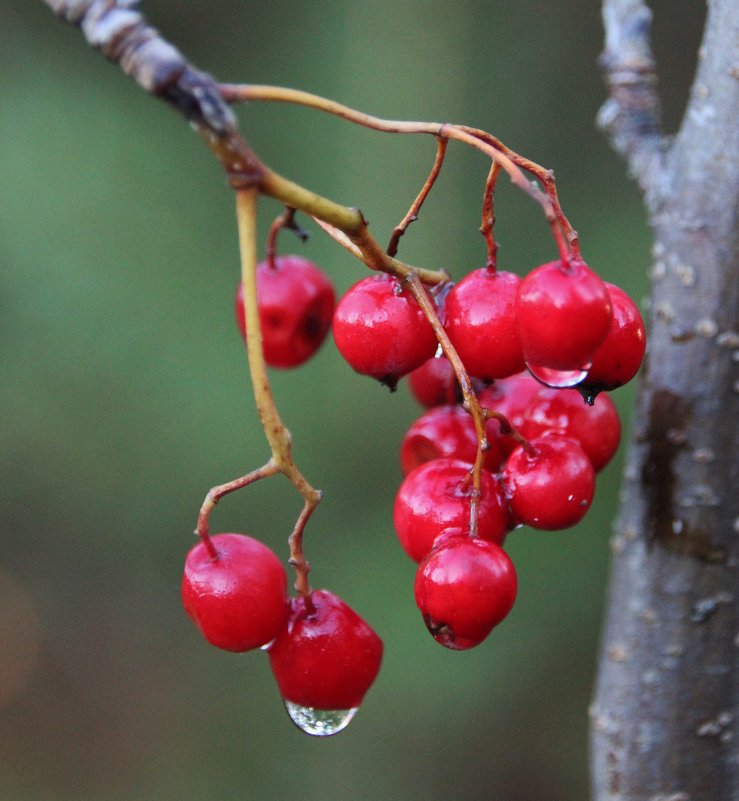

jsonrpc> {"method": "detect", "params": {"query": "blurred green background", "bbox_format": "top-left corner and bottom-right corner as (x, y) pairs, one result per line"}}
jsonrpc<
(1, 2), (702, 800)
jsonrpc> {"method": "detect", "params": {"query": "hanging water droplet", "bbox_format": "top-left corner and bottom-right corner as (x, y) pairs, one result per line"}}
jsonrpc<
(283, 700), (358, 736)
(259, 638), (276, 651)
(526, 362), (589, 388)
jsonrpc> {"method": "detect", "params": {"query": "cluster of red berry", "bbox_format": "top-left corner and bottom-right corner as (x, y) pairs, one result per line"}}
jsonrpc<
(182, 251), (645, 735)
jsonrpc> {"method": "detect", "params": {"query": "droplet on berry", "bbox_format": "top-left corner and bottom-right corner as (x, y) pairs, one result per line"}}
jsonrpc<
(283, 702), (358, 737)
(517, 259), (612, 381)
(268, 590), (382, 736)
(332, 274), (438, 389)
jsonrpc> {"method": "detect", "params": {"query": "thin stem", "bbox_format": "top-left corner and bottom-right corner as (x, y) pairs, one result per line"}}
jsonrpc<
(387, 137), (448, 257)
(480, 162), (502, 270)
(235, 188), (322, 597)
(404, 272), (487, 537)
(196, 461), (280, 558)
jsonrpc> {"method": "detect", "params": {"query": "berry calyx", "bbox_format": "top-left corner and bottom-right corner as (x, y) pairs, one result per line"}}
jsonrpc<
(519, 387), (621, 473)
(414, 536), (518, 650)
(400, 404), (505, 475)
(332, 274), (438, 388)
(393, 457), (511, 562)
(578, 282), (646, 400)
(443, 268), (525, 380)
(235, 255), (335, 368)
(182, 533), (289, 652)
(267, 589), (383, 712)
(502, 433), (595, 530)
(517, 259), (612, 387)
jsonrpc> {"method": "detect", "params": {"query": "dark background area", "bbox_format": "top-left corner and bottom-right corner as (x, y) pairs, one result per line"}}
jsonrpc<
(1, 2), (703, 800)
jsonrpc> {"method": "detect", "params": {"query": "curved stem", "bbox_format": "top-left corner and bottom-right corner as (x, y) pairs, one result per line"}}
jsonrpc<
(235, 187), (321, 597)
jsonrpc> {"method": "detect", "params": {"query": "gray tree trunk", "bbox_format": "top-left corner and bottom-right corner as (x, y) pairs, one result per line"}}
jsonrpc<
(591, 1), (739, 799)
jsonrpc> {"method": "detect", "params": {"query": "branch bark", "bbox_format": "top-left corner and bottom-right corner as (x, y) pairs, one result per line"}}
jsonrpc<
(592, 1), (739, 799)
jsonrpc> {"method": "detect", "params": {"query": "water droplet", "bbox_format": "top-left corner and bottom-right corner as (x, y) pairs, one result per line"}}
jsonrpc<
(526, 363), (589, 388)
(283, 701), (358, 736)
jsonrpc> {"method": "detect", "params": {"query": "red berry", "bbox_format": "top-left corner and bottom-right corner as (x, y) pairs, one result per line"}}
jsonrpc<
(478, 372), (542, 454)
(400, 404), (505, 475)
(414, 537), (518, 650)
(393, 457), (511, 562)
(408, 355), (460, 407)
(235, 255), (335, 368)
(520, 387), (621, 472)
(182, 533), (289, 652)
(267, 589), (383, 711)
(332, 274), (438, 388)
(579, 282), (646, 398)
(443, 269), (525, 380)
(502, 434), (595, 530)
(517, 259), (612, 387)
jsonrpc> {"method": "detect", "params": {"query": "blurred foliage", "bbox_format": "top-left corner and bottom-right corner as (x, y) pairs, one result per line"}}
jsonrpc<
(0, 2), (704, 800)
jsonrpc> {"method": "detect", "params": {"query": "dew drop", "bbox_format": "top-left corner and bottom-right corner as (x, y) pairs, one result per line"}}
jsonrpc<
(283, 701), (358, 736)
(526, 363), (589, 388)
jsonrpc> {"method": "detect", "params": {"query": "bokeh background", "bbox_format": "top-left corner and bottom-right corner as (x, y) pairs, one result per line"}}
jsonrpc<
(1, 2), (704, 800)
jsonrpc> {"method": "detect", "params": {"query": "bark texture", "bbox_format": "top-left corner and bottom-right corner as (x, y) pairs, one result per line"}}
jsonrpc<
(591, 1), (739, 799)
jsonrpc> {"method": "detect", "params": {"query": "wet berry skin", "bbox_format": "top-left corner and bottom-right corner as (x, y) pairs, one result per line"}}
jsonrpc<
(415, 536), (518, 650)
(332, 274), (438, 388)
(579, 282), (646, 397)
(517, 259), (612, 374)
(182, 533), (289, 652)
(393, 457), (512, 562)
(400, 404), (505, 475)
(235, 255), (335, 368)
(444, 268), (525, 380)
(267, 589), (383, 710)
(502, 433), (595, 530)
(408, 355), (460, 407)
(520, 387), (621, 473)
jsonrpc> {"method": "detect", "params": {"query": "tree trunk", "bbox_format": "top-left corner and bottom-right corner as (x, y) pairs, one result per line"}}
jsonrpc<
(591, 1), (739, 799)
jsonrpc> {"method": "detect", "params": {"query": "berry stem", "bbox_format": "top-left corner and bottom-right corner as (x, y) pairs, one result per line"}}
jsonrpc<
(480, 162), (501, 270)
(387, 137), (448, 257)
(405, 272), (487, 538)
(196, 461), (280, 559)
(265, 207), (307, 269)
(236, 187), (322, 597)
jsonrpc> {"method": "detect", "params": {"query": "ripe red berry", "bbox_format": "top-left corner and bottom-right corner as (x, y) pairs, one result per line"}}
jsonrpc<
(393, 457), (511, 562)
(332, 274), (438, 388)
(268, 589), (383, 713)
(414, 536), (518, 650)
(517, 259), (612, 387)
(400, 405), (505, 475)
(478, 372), (542, 454)
(182, 533), (289, 652)
(579, 282), (646, 399)
(235, 255), (335, 368)
(502, 433), (595, 530)
(519, 387), (621, 473)
(443, 268), (525, 380)
(408, 355), (460, 407)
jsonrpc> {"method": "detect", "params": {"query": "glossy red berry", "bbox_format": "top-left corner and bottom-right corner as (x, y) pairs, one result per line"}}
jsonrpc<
(400, 405), (505, 475)
(235, 255), (335, 368)
(579, 282), (646, 399)
(414, 536), (518, 650)
(182, 533), (289, 652)
(519, 387), (621, 473)
(332, 274), (438, 388)
(393, 457), (511, 562)
(408, 355), (460, 407)
(268, 589), (383, 711)
(517, 259), (612, 387)
(478, 372), (542, 454)
(444, 268), (525, 380)
(502, 433), (595, 530)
